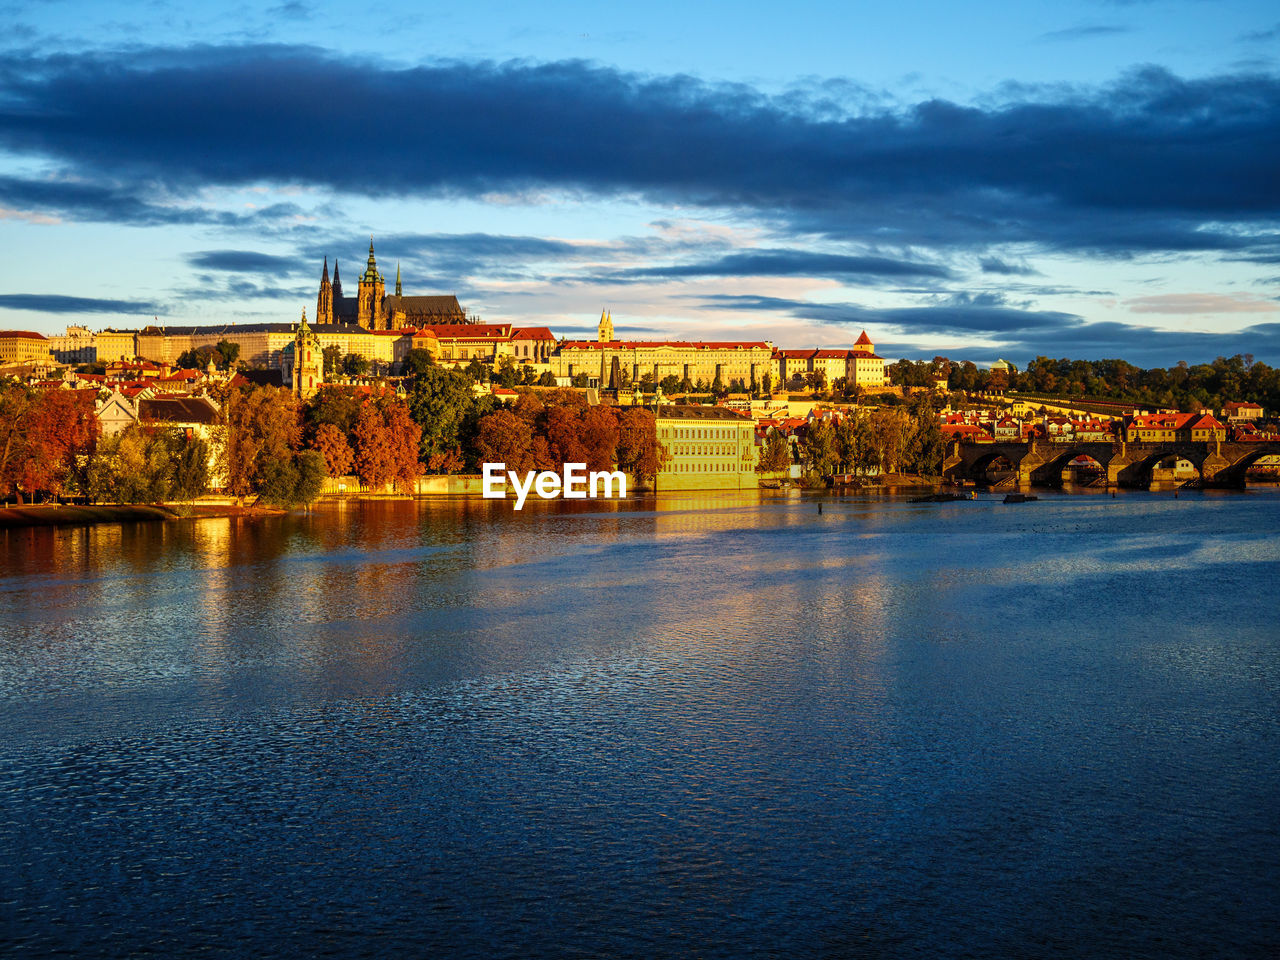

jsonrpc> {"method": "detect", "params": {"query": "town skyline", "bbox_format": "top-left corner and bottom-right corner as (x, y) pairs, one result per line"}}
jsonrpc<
(1, 1), (1278, 368)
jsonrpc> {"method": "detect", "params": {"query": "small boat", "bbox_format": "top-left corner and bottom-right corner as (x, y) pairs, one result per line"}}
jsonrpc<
(1003, 493), (1039, 503)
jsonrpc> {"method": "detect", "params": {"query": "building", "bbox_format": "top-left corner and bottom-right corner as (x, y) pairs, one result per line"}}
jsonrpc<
(653, 404), (757, 491)
(552, 311), (774, 390)
(771, 331), (888, 392)
(278, 310), (324, 399)
(315, 241), (467, 330)
(0, 330), (53, 365)
(1222, 401), (1264, 421)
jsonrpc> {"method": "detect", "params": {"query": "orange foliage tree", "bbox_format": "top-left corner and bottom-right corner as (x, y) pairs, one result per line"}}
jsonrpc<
(353, 393), (422, 486)
(0, 385), (98, 502)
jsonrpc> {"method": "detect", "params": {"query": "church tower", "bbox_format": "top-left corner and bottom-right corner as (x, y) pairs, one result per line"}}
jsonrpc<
(598, 308), (614, 343)
(332, 261), (343, 301)
(292, 308), (323, 400)
(316, 257), (333, 325)
(357, 238), (386, 330)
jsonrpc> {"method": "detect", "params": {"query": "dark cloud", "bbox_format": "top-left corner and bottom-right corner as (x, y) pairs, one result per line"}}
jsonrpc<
(697, 293), (1280, 367)
(980, 257), (1039, 276)
(0, 46), (1276, 259)
(0, 293), (161, 314)
(1038, 25), (1133, 42)
(619, 250), (952, 281)
(0, 174), (308, 227)
(1240, 22), (1280, 43)
(187, 250), (303, 273)
(699, 293), (1079, 335)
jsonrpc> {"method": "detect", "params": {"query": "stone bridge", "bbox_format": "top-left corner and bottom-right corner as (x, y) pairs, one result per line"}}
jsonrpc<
(943, 439), (1280, 488)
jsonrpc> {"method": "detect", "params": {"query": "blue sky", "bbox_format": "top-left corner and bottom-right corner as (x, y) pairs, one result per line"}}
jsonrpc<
(1, 0), (1278, 366)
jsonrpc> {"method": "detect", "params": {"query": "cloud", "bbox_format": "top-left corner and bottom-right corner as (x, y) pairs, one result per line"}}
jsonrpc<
(1125, 292), (1280, 314)
(187, 250), (304, 273)
(0, 293), (162, 314)
(980, 257), (1039, 276)
(1038, 25), (1134, 42)
(694, 292), (1280, 366)
(1240, 22), (1280, 43)
(617, 250), (953, 282)
(0, 46), (1276, 260)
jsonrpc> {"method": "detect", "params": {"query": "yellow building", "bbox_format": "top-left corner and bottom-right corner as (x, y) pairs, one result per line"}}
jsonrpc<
(553, 312), (774, 389)
(653, 404), (757, 491)
(0, 330), (53, 364)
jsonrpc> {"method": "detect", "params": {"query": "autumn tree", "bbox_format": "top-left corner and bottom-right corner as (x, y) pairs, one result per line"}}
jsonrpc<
(353, 394), (422, 487)
(616, 408), (664, 481)
(577, 406), (620, 472)
(0, 384), (98, 503)
(312, 422), (354, 477)
(222, 386), (308, 503)
(474, 408), (534, 473)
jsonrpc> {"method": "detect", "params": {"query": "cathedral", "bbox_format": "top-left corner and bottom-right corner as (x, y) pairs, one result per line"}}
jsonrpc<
(315, 240), (469, 330)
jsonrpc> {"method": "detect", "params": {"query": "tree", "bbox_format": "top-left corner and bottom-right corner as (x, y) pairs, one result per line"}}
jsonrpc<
(353, 394), (422, 487)
(222, 386), (303, 501)
(757, 428), (791, 473)
(0, 385), (98, 503)
(342, 353), (370, 377)
(215, 340), (241, 370)
(406, 365), (480, 469)
(312, 422), (354, 477)
(578, 406), (620, 472)
(465, 358), (488, 383)
(571, 373), (591, 388)
(496, 356), (519, 388)
(170, 434), (211, 501)
(545, 405), (589, 466)
(400, 348), (435, 378)
(802, 419), (839, 476)
(659, 374), (681, 394)
(536, 371), (558, 387)
(84, 426), (207, 504)
(305, 386), (364, 441)
(870, 407), (911, 475)
(474, 409), (534, 473)
(616, 408), (663, 481)
(323, 345), (344, 377)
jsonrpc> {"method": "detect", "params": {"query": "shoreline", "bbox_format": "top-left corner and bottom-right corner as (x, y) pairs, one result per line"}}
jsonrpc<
(0, 503), (285, 529)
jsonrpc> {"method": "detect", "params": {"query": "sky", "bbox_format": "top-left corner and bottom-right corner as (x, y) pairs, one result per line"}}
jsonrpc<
(0, 0), (1278, 368)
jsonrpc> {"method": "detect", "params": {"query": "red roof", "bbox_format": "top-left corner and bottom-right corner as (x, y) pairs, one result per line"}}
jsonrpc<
(562, 340), (771, 350)
(0, 330), (48, 340)
(511, 327), (556, 340)
(854, 331), (873, 346)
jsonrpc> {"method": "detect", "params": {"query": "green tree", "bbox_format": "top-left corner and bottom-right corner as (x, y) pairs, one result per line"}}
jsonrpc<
(757, 428), (791, 473)
(406, 365), (480, 469)
(215, 340), (241, 370)
(342, 353), (370, 377)
(322, 345), (344, 377)
(400, 348), (435, 378)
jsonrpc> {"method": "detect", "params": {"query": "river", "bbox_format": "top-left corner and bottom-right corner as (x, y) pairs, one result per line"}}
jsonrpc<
(2, 491), (1278, 958)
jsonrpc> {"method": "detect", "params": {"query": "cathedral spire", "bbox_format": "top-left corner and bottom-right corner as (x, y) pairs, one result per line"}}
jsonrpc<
(321, 256), (329, 282)
(395, 261), (402, 297)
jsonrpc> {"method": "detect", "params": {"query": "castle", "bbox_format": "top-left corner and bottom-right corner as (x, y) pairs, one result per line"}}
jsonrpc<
(315, 240), (469, 330)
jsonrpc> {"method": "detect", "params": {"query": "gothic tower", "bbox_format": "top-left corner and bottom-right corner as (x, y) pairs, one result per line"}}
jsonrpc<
(332, 260), (343, 300)
(357, 238), (386, 330)
(598, 308), (614, 343)
(316, 257), (333, 325)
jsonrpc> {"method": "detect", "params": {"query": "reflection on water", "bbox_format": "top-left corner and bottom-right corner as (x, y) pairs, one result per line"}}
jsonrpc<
(2, 491), (1279, 958)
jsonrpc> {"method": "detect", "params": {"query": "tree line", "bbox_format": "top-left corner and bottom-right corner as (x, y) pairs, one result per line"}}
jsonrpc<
(889, 353), (1279, 412)
(757, 394), (946, 479)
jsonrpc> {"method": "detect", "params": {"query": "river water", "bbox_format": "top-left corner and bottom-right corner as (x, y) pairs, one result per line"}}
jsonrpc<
(2, 491), (1278, 958)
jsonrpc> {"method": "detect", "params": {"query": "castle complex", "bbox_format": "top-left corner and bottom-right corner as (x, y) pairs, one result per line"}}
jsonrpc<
(315, 240), (467, 329)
